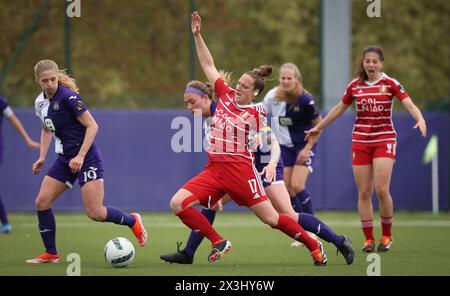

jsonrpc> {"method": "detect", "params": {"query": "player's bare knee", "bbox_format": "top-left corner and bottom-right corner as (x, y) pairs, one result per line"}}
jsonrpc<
(86, 208), (104, 221)
(169, 198), (181, 213)
(291, 184), (305, 194)
(261, 214), (278, 227)
(375, 188), (390, 200)
(35, 196), (51, 210)
(358, 191), (372, 201)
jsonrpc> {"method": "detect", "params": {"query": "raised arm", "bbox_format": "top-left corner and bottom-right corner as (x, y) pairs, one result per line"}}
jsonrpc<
(191, 11), (220, 84)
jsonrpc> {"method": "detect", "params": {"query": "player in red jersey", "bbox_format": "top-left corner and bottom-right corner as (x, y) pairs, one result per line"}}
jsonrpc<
(161, 79), (354, 265)
(306, 46), (426, 253)
(169, 11), (327, 266)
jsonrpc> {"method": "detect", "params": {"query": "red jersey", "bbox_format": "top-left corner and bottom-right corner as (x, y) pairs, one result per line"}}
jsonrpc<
(208, 78), (267, 162)
(342, 73), (409, 145)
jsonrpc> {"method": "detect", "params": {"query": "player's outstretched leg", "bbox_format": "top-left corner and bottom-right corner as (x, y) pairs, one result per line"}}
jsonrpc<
(298, 213), (355, 264)
(160, 208), (216, 264)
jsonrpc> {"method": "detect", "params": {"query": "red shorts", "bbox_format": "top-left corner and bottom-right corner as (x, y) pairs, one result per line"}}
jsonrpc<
(183, 161), (267, 208)
(352, 141), (396, 165)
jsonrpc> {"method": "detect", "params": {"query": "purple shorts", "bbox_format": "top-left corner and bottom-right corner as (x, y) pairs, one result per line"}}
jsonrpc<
(281, 143), (317, 172)
(47, 148), (104, 188)
(256, 159), (285, 188)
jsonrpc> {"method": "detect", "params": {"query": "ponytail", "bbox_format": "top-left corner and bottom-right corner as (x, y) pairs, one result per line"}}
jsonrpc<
(246, 64), (273, 96)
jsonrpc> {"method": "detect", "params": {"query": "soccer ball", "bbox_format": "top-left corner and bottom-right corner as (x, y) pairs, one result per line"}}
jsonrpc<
(104, 237), (135, 268)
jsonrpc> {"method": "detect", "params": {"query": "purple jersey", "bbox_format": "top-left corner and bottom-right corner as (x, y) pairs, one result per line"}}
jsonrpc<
(264, 88), (319, 169)
(284, 91), (319, 143)
(35, 85), (98, 158)
(264, 89), (319, 147)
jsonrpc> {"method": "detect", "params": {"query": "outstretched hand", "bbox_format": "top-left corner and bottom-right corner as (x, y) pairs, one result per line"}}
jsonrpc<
(413, 120), (427, 137)
(191, 11), (201, 35)
(304, 127), (322, 143)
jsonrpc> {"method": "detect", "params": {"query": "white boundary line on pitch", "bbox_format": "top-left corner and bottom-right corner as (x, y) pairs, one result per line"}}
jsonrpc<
(11, 220), (450, 228)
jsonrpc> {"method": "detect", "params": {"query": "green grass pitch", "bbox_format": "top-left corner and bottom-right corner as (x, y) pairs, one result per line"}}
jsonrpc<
(1, 211), (449, 276)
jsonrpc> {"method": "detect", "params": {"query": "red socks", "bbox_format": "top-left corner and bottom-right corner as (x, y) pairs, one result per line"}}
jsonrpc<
(361, 219), (375, 241)
(177, 208), (222, 244)
(275, 214), (319, 252)
(380, 216), (393, 237)
(361, 217), (393, 240)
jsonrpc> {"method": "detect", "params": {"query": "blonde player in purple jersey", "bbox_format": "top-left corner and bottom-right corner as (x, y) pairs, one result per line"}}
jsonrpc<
(263, 63), (322, 217)
(0, 96), (39, 233)
(26, 60), (147, 264)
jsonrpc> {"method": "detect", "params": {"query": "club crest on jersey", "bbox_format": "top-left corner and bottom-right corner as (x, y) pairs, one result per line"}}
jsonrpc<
(52, 102), (60, 111)
(379, 85), (387, 94)
(293, 105), (300, 112)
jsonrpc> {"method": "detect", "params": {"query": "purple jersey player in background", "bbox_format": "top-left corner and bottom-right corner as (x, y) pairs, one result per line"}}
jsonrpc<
(0, 96), (40, 233)
(264, 63), (322, 217)
(160, 79), (354, 265)
(26, 60), (147, 264)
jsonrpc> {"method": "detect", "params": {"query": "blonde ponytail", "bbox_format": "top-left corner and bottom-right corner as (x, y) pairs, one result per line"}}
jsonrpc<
(57, 69), (79, 93)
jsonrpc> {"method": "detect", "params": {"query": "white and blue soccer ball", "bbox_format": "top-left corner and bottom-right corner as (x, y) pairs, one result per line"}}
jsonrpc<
(104, 237), (135, 268)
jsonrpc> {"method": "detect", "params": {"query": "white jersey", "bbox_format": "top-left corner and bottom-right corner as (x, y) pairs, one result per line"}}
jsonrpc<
(35, 93), (63, 154)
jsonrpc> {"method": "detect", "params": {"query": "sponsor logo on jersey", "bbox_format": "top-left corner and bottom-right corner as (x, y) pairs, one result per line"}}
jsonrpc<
(76, 100), (85, 111)
(279, 117), (293, 126)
